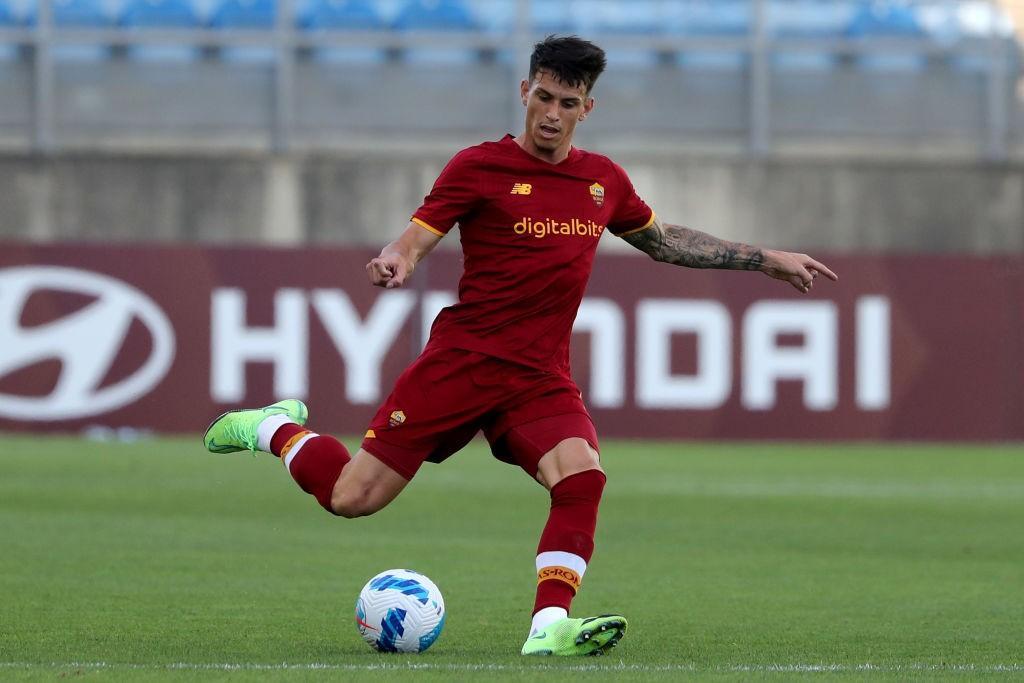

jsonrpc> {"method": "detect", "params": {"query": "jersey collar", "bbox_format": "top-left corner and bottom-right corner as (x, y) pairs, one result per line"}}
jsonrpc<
(503, 133), (581, 168)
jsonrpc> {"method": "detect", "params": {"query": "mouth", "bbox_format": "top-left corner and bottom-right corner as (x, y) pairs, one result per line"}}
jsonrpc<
(538, 123), (560, 139)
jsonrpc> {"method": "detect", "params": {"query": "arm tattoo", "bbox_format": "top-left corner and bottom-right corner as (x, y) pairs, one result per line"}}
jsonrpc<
(622, 217), (765, 271)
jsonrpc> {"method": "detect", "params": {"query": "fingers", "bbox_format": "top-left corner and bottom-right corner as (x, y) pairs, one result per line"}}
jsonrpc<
(385, 261), (408, 289)
(366, 258), (394, 287)
(789, 274), (811, 294)
(805, 257), (838, 281)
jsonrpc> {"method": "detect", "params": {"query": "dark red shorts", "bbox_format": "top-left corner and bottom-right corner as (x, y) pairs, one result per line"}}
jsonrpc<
(360, 347), (598, 480)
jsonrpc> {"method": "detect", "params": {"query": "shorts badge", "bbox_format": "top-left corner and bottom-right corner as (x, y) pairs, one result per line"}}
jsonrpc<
(388, 410), (406, 427)
(589, 182), (605, 207)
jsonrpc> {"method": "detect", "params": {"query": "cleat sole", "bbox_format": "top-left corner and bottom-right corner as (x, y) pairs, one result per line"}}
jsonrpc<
(575, 617), (626, 656)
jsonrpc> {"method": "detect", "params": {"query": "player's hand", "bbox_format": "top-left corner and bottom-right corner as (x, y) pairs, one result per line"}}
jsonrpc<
(366, 254), (412, 289)
(761, 249), (838, 294)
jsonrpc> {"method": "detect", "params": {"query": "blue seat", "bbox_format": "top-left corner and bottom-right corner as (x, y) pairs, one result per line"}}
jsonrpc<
(770, 0), (852, 37)
(667, 1), (749, 71)
(120, 0), (201, 28)
(297, 0), (385, 30)
(209, 0), (275, 28)
(0, 0), (16, 25)
(393, 0), (476, 31)
(530, 0), (571, 33)
(54, 0), (111, 26)
(118, 0), (202, 62)
(296, 0), (387, 64)
(0, 0), (17, 60)
(770, 1), (852, 71)
(845, 1), (927, 71)
(209, 0), (276, 63)
(846, 0), (924, 38)
(393, 0), (480, 65)
(582, 0), (660, 35)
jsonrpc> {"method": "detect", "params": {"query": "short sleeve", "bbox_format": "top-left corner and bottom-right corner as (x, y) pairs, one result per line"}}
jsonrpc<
(411, 148), (483, 236)
(607, 161), (655, 237)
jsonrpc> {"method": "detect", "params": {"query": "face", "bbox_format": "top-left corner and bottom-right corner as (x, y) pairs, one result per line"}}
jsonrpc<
(520, 70), (595, 158)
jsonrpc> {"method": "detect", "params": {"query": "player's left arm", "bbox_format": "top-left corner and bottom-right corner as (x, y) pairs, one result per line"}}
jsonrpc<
(621, 215), (837, 293)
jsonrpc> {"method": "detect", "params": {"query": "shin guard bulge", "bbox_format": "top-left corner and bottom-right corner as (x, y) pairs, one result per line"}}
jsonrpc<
(533, 469), (606, 615)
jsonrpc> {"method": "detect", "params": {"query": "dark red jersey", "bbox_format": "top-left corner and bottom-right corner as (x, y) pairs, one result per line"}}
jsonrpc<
(412, 134), (654, 376)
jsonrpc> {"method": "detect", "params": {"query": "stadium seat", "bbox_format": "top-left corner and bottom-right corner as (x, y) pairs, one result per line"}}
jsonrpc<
(54, 0), (111, 26)
(0, 0), (17, 60)
(297, 0), (385, 30)
(769, 0), (851, 71)
(845, 0), (928, 71)
(392, 0), (476, 31)
(209, 0), (275, 29)
(209, 0), (276, 63)
(120, 0), (201, 28)
(0, 0), (15, 25)
(118, 0), (202, 62)
(667, 1), (749, 71)
(569, 1), (663, 68)
(296, 0), (388, 64)
(392, 0), (481, 65)
(530, 0), (572, 33)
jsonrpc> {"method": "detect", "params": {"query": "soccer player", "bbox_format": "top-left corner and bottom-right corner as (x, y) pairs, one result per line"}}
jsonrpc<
(204, 36), (837, 656)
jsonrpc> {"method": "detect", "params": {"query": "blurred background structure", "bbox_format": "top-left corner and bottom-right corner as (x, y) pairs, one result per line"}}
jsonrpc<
(1, 0), (1024, 251)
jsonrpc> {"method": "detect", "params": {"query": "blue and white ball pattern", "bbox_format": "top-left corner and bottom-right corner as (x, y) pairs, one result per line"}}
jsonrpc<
(355, 569), (446, 653)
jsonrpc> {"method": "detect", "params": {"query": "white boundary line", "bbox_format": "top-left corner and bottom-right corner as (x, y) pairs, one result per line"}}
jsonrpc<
(1, 661), (1023, 673)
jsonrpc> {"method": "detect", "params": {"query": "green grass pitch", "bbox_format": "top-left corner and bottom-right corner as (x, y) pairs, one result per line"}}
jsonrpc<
(1, 435), (1022, 681)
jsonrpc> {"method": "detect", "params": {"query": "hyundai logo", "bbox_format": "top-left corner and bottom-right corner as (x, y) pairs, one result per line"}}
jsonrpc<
(0, 266), (175, 421)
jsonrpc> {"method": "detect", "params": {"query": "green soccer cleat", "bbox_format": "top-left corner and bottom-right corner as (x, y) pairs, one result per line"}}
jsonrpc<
(520, 615), (627, 656)
(203, 399), (308, 454)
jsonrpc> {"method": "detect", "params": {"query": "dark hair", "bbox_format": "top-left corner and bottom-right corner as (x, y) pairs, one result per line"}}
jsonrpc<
(529, 35), (607, 94)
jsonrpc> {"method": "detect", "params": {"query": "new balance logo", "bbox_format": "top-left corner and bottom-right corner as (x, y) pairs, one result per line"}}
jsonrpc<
(510, 183), (533, 195)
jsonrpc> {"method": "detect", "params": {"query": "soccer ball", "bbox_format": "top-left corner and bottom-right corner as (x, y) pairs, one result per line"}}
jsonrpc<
(355, 569), (446, 653)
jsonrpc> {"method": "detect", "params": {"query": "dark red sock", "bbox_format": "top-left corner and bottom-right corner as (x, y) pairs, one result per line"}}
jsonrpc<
(533, 469), (606, 615)
(270, 422), (308, 456)
(270, 424), (351, 514)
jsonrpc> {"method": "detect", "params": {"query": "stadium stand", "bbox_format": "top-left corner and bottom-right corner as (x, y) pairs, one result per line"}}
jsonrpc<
(0, 0), (1019, 156)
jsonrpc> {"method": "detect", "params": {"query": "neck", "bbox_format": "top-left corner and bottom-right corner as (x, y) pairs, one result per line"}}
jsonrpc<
(514, 133), (572, 164)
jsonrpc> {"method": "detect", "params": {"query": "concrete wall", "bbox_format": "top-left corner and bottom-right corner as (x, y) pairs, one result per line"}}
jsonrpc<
(1, 151), (1022, 252)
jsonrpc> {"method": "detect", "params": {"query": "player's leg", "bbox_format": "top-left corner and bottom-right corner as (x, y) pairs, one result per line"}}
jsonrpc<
(488, 404), (626, 656)
(203, 400), (397, 515)
(203, 349), (491, 516)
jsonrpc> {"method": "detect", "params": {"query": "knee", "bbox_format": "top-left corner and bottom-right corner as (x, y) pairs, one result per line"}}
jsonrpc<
(538, 438), (603, 489)
(330, 486), (380, 519)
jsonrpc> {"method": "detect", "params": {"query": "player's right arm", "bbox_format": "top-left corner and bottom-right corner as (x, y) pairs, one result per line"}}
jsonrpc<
(367, 146), (482, 289)
(366, 221), (443, 289)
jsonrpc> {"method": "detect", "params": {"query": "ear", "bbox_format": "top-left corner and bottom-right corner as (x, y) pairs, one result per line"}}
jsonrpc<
(520, 79), (530, 106)
(579, 96), (595, 122)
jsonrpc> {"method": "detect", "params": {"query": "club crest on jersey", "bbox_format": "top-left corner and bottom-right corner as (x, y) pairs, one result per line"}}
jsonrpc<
(510, 182), (532, 195)
(389, 410), (406, 427)
(589, 182), (605, 207)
